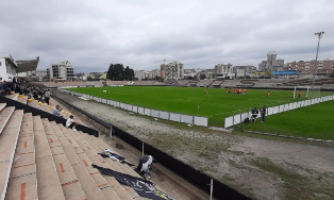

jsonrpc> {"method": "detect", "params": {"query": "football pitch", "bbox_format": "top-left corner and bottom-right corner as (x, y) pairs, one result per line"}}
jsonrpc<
(67, 86), (332, 129)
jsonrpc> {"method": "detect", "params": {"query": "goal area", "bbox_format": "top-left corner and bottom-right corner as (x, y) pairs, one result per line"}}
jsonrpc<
(293, 86), (320, 99)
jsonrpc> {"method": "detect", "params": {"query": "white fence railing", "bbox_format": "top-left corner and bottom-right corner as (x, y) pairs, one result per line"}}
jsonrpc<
(224, 95), (334, 128)
(59, 87), (209, 127)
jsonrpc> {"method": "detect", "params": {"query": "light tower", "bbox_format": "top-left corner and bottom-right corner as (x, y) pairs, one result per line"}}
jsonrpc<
(312, 32), (325, 87)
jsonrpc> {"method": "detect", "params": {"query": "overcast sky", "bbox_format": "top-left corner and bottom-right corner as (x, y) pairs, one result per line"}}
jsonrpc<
(1, 0), (333, 73)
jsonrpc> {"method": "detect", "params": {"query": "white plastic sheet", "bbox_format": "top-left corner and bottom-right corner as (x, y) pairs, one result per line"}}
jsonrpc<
(267, 107), (274, 115)
(151, 110), (159, 118)
(180, 114), (193, 124)
(132, 106), (138, 113)
(144, 108), (151, 116)
(138, 107), (145, 115)
(159, 111), (169, 120)
(170, 113), (181, 122)
(234, 115), (241, 124)
(273, 106), (279, 114)
(194, 116), (208, 127)
(224, 116), (234, 128)
(241, 112), (249, 121)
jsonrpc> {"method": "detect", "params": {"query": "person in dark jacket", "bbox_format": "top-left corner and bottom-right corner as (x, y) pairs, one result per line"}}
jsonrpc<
(261, 105), (266, 123)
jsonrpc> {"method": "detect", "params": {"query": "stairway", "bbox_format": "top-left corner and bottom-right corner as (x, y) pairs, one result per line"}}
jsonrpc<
(0, 103), (149, 200)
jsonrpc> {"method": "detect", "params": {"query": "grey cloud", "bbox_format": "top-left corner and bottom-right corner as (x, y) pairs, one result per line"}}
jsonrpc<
(0, 0), (333, 72)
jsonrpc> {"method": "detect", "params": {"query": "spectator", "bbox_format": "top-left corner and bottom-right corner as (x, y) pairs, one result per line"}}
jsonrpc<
(251, 107), (259, 122)
(2, 81), (11, 94)
(12, 77), (17, 91)
(53, 105), (63, 118)
(66, 115), (78, 131)
(136, 155), (154, 181)
(261, 105), (266, 123)
(44, 89), (51, 105)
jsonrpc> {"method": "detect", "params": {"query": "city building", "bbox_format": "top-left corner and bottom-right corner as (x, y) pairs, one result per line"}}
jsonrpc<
(184, 68), (202, 79)
(47, 60), (74, 81)
(233, 66), (256, 78)
(258, 51), (284, 71)
(134, 70), (150, 81)
(200, 69), (216, 80)
(286, 59), (334, 78)
(215, 63), (234, 79)
(73, 73), (87, 81)
(134, 69), (161, 80)
(160, 61), (184, 81)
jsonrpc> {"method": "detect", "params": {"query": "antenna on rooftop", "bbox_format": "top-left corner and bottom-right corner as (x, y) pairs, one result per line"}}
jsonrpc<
(163, 59), (166, 64)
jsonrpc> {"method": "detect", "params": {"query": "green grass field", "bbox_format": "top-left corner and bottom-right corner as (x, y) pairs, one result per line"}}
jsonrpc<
(239, 100), (334, 140)
(67, 86), (332, 129)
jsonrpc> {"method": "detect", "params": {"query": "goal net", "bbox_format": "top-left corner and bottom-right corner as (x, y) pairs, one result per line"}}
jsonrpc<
(294, 86), (320, 99)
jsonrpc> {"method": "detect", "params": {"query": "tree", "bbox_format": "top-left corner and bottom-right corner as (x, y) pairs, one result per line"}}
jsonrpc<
(87, 76), (93, 81)
(107, 64), (135, 80)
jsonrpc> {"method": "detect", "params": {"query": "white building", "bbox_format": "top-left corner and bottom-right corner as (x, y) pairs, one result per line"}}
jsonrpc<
(161, 61), (184, 81)
(134, 70), (150, 81)
(0, 54), (17, 81)
(233, 66), (256, 78)
(134, 69), (161, 80)
(47, 60), (74, 81)
(215, 63), (234, 79)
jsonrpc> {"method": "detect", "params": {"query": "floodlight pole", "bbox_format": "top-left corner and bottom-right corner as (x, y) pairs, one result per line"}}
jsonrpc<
(312, 32), (325, 87)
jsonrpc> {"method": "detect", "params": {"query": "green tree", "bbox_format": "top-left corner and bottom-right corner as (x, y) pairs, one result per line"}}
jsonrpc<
(107, 64), (135, 80)
(87, 76), (93, 81)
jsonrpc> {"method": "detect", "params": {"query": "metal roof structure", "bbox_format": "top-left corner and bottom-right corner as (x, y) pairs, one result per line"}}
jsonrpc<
(16, 56), (40, 73)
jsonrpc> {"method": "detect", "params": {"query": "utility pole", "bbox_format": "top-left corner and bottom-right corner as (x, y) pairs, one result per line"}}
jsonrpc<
(312, 32), (325, 87)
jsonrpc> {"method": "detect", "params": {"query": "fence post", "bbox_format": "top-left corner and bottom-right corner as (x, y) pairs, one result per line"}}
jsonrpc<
(209, 179), (213, 200)
(142, 142), (144, 156)
(109, 126), (113, 138)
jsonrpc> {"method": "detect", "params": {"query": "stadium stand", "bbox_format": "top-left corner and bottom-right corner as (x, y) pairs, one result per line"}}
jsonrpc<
(0, 93), (164, 200)
(212, 80), (224, 87)
(175, 80), (190, 86)
(188, 80), (199, 87)
(197, 80), (214, 87)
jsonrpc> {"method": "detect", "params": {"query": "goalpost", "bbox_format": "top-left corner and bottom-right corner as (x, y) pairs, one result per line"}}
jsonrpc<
(293, 86), (320, 99)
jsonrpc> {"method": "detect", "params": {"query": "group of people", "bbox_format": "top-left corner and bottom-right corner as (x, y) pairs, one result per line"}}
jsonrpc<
(0, 77), (21, 95)
(52, 104), (79, 131)
(226, 87), (247, 95)
(251, 105), (267, 123)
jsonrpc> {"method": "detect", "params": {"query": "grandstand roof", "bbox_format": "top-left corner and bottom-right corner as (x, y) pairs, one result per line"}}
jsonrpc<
(16, 56), (39, 73)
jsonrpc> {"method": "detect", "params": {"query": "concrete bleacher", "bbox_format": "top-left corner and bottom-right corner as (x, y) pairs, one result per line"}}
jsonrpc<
(175, 80), (190, 86)
(212, 80), (224, 87)
(197, 80), (214, 87)
(0, 95), (157, 200)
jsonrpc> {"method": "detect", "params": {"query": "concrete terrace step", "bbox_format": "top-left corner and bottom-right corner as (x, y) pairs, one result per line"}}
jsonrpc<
(0, 104), (6, 112)
(42, 120), (87, 200)
(41, 119), (106, 200)
(6, 94), (19, 101)
(6, 111), (37, 200)
(0, 107), (15, 134)
(0, 109), (23, 200)
(50, 121), (121, 200)
(33, 116), (66, 200)
(56, 125), (134, 200)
